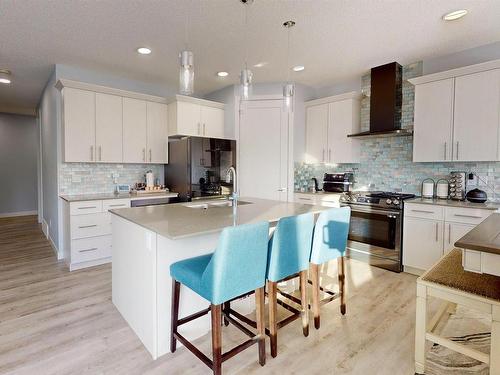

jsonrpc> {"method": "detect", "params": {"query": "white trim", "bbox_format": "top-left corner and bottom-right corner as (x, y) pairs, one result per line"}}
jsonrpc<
(0, 210), (38, 218)
(55, 79), (167, 104)
(408, 58), (500, 85)
(166, 94), (224, 109)
(42, 219), (49, 237)
(305, 91), (362, 107)
(69, 256), (111, 271)
(47, 231), (60, 258)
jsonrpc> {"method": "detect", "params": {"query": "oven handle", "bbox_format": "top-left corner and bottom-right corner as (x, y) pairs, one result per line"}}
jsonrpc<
(341, 204), (401, 216)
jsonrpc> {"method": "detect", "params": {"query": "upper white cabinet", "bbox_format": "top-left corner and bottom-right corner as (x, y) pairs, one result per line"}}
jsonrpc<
(413, 79), (454, 162)
(453, 69), (500, 161)
(410, 60), (500, 162)
(123, 98), (147, 163)
(168, 95), (225, 139)
(147, 102), (169, 163)
(62, 87), (96, 163)
(305, 92), (361, 164)
(57, 79), (169, 164)
(96, 93), (123, 163)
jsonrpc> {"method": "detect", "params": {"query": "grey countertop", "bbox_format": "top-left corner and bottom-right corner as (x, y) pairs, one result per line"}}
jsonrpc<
(60, 192), (178, 202)
(294, 191), (342, 196)
(455, 213), (500, 255)
(110, 197), (330, 240)
(406, 197), (500, 211)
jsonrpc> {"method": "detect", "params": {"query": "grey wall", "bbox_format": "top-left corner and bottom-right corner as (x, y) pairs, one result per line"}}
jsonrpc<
(0, 113), (38, 215)
(204, 85), (238, 140)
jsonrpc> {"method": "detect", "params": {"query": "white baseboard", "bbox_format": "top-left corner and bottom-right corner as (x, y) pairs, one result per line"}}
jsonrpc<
(41, 219), (60, 258)
(42, 219), (49, 237)
(0, 210), (38, 218)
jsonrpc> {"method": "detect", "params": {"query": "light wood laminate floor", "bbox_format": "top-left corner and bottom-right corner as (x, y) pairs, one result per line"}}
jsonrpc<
(0, 216), (420, 375)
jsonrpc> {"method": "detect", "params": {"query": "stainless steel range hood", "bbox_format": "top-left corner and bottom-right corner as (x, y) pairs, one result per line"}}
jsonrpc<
(349, 62), (412, 139)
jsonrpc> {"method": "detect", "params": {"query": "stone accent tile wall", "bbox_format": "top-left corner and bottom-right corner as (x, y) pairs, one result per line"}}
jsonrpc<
(59, 163), (164, 195)
(295, 61), (500, 200)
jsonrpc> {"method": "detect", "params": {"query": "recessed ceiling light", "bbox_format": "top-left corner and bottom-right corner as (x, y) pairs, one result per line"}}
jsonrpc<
(137, 47), (152, 55)
(442, 9), (468, 21)
(293, 65), (305, 72)
(0, 69), (11, 84)
(253, 62), (268, 68)
(217, 71), (229, 77)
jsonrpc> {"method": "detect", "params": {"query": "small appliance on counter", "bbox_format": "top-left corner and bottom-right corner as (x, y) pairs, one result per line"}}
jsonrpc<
(145, 170), (155, 188)
(449, 171), (467, 201)
(322, 173), (354, 193)
(421, 178), (435, 198)
(466, 188), (488, 203)
(436, 179), (449, 199)
(309, 177), (321, 193)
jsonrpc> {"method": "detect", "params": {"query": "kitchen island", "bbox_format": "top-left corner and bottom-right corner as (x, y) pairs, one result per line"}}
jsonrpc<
(110, 198), (328, 359)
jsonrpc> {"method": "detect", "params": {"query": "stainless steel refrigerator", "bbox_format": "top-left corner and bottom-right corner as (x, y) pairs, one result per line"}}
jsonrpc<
(165, 137), (236, 201)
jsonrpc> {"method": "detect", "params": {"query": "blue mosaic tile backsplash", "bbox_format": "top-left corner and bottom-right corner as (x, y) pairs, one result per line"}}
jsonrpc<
(295, 61), (500, 200)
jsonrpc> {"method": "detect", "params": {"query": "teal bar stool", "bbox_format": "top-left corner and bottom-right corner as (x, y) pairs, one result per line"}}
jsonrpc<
(170, 221), (270, 375)
(266, 213), (315, 357)
(310, 207), (351, 329)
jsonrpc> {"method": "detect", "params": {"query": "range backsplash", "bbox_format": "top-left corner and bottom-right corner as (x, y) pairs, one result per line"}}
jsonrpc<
(59, 163), (164, 195)
(295, 61), (500, 200)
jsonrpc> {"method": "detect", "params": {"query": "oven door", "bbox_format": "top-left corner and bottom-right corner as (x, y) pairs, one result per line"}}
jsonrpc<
(343, 204), (402, 272)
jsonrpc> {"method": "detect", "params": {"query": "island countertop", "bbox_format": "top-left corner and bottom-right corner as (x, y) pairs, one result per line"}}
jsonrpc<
(110, 197), (330, 240)
(406, 197), (500, 210)
(454, 213), (500, 255)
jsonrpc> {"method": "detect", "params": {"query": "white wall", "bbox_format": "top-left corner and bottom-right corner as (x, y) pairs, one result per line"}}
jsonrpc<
(0, 113), (38, 216)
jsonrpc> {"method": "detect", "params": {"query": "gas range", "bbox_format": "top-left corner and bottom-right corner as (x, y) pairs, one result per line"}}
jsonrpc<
(340, 191), (416, 211)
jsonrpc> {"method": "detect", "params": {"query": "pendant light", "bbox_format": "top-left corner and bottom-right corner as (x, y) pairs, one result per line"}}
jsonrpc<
(239, 0), (253, 100)
(283, 20), (295, 112)
(179, 5), (194, 95)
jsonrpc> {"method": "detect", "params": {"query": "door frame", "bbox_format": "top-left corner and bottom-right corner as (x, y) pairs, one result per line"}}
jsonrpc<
(236, 95), (294, 202)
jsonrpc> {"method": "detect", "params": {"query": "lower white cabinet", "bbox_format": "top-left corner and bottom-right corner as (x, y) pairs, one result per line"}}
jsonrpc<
(293, 192), (341, 208)
(403, 202), (494, 274)
(63, 198), (131, 271)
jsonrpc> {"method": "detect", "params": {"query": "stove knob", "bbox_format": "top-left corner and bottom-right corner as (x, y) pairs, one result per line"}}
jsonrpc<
(386, 198), (392, 205)
(393, 199), (400, 206)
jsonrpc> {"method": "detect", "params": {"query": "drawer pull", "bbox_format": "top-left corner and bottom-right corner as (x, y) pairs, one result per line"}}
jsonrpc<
(411, 209), (435, 214)
(78, 224), (98, 229)
(299, 198), (312, 201)
(453, 214), (483, 219)
(109, 204), (127, 207)
(78, 206), (97, 210)
(79, 247), (98, 253)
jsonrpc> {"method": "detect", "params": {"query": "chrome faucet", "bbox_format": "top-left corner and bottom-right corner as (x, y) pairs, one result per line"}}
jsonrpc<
(225, 166), (238, 215)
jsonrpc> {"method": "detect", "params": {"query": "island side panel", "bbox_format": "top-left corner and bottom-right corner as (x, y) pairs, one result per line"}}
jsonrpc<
(112, 215), (158, 359)
(156, 232), (220, 358)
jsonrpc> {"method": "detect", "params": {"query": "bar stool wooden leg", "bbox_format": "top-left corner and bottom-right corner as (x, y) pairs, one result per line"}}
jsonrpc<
(211, 304), (222, 375)
(310, 263), (321, 329)
(338, 256), (346, 315)
(255, 287), (266, 366)
(223, 301), (230, 327)
(170, 279), (180, 353)
(491, 305), (500, 375)
(268, 280), (278, 358)
(299, 270), (309, 337)
(414, 283), (427, 375)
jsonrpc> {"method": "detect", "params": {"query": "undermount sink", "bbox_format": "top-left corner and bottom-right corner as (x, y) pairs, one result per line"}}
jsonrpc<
(183, 200), (252, 209)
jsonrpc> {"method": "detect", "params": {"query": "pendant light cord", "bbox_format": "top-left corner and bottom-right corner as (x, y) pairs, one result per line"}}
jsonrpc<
(244, 3), (249, 69)
(184, 2), (189, 50)
(286, 25), (291, 82)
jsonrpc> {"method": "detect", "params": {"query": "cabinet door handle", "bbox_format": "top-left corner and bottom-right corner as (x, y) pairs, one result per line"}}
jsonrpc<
(149, 149), (152, 162)
(109, 204), (127, 207)
(78, 224), (97, 229)
(142, 148), (146, 162)
(99, 146), (102, 161)
(453, 214), (483, 219)
(322, 149), (325, 162)
(90, 146), (94, 161)
(78, 206), (97, 210)
(435, 222), (439, 242)
(444, 142), (447, 160)
(198, 123), (201, 135)
(203, 123), (206, 135)
(299, 197), (312, 201)
(448, 223), (451, 244)
(79, 247), (98, 253)
(456, 141), (459, 160)
(328, 149), (332, 162)
(411, 209), (435, 214)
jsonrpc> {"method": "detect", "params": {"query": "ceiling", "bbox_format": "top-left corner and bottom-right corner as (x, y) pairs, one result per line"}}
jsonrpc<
(1, 0), (500, 114)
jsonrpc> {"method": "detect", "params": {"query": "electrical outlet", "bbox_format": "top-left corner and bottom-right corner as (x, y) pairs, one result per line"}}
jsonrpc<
(468, 174), (478, 186)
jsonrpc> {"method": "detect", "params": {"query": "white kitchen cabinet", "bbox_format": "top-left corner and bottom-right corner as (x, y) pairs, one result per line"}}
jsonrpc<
(443, 222), (475, 254)
(96, 93), (123, 163)
(146, 102), (169, 163)
(403, 217), (443, 271)
(410, 61), (500, 163)
(412, 79), (454, 162)
(453, 69), (500, 161)
(293, 192), (341, 207)
(62, 87), (96, 162)
(305, 92), (361, 164)
(123, 98), (148, 163)
(305, 104), (328, 163)
(168, 96), (225, 138)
